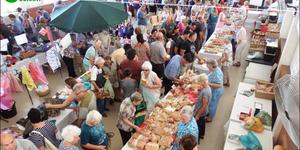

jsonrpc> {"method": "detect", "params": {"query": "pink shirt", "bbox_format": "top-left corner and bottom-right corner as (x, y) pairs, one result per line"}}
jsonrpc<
(177, 22), (186, 34)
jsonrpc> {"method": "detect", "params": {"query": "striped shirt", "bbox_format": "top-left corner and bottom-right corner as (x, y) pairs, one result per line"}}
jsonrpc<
(28, 121), (61, 148)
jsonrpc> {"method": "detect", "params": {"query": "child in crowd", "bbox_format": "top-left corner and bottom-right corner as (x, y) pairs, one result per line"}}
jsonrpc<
(120, 69), (138, 99)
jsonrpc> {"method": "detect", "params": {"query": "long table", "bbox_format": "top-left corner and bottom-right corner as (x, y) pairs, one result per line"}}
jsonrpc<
(229, 82), (272, 130)
(50, 109), (78, 132)
(224, 82), (273, 150)
(198, 30), (233, 61)
(6, 52), (47, 73)
(244, 62), (273, 84)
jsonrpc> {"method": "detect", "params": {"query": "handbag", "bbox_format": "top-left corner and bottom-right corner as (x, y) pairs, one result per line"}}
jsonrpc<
(0, 101), (17, 119)
(44, 99), (61, 117)
(134, 101), (147, 126)
(31, 131), (58, 150)
(239, 131), (262, 150)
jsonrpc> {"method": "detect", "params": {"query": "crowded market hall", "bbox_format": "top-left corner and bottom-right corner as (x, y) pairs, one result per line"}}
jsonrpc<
(0, 0), (299, 149)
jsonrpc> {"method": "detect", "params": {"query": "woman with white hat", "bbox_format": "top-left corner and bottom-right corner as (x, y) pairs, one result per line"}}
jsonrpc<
(140, 61), (162, 113)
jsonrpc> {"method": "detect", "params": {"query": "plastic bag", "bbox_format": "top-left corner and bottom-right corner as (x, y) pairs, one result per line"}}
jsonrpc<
(239, 131), (262, 150)
(255, 111), (272, 126)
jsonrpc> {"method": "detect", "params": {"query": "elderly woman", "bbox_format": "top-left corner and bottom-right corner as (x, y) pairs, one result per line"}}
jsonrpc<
(206, 60), (224, 122)
(59, 125), (81, 150)
(90, 57), (109, 117)
(73, 83), (97, 120)
(83, 34), (102, 71)
(194, 74), (211, 140)
(27, 108), (61, 149)
(46, 77), (78, 109)
(80, 110), (108, 150)
(117, 92), (144, 145)
(173, 106), (199, 150)
(140, 61), (162, 113)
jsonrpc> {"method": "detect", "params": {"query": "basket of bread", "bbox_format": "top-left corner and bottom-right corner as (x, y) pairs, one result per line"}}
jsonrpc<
(255, 80), (274, 100)
(265, 23), (280, 38)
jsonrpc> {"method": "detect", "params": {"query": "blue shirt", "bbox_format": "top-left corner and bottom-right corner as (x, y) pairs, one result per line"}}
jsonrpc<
(12, 18), (25, 34)
(80, 123), (108, 146)
(208, 67), (224, 84)
(194, 86), (212, 117)
(137, 10), (147, 26)
(172, 118), (199, 150)
(164, 55), (181, 79)
(208, 14), (219, 25)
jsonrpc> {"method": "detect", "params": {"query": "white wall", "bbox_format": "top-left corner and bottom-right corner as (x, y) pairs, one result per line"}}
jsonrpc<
(277, 13), (299, 68)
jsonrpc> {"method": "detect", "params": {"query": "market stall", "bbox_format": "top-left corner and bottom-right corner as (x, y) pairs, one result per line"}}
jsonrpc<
(122, 70), (198, 150)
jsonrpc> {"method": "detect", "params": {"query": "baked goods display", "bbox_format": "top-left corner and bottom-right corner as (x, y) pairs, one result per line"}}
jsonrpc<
(203, 28), (232, 54)
(267, 23), (280, 33)
(127, 71), (199, 150)
(250, 31), (267, 52)
(266, 23), (280, 38)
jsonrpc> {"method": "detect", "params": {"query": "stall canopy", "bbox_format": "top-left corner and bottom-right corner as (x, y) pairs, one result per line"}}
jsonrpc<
(49, 0), (128, 32)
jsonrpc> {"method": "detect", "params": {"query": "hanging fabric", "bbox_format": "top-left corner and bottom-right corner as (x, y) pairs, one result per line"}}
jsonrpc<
(28, 62), (48, 85)
(21, 66), (36, 91)
(46, 47), (61, 72)
(0, 75), (14, 110)
(6, 72), (23, 93)
(35, 61), (48, 85)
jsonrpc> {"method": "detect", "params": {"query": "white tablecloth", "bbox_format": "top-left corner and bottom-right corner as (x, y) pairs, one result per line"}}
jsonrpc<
(244, 63), (272, 84)
(49, 109), (78, 132)
(229, 82), (272, 130)
(198, 27), (233, 61)
(193, 59), (209, 75)
(224, 121), (273, 150)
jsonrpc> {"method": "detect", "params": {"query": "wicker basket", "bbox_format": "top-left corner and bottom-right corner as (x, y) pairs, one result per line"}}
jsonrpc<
(265, 32), (279, 38)
(255, 80), (274, 100)
(35, 87), (50, 97)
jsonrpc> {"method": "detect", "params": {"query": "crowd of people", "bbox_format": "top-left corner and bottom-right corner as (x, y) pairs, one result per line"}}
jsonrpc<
(0, 0), (252, 150)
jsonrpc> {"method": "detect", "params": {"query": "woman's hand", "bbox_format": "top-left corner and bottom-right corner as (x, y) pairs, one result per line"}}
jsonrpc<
(135, 127), (143, 134)
(45, 103), (51, 108)
(98, 145), (106, 150)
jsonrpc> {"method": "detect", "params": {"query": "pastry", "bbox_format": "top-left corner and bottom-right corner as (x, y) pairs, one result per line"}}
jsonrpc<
(145, 142), (160, 150)
(136, 139), (146, 150)
(159, 136), (173, 147)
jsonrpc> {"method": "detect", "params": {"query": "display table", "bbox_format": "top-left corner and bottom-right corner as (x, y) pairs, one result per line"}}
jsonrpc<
(7, 52), (47, 73)
(229, 82), (272, 130)
(193, 59), (209, 75)
(198, 32), (232, 61)
(49, 109), (78, 132)
(224, 82), (273, 150)
(244, 62), (272, 84)
(224, 121), (273, 150)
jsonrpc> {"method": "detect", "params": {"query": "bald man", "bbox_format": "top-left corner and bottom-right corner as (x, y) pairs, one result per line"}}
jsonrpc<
(150, 32), (170, 78)
(0, 133), (38, 150)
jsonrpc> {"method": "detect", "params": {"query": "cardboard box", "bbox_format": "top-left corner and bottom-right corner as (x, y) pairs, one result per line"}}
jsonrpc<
(255, 80), (275, 100)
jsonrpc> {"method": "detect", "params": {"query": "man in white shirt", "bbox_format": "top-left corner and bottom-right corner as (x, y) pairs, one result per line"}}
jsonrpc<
(233, 22), (248, 67)
(190, 0), (202, 22)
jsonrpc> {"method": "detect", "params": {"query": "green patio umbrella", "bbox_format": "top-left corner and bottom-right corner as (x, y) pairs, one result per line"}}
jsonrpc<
(50, 0), (128, 32)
